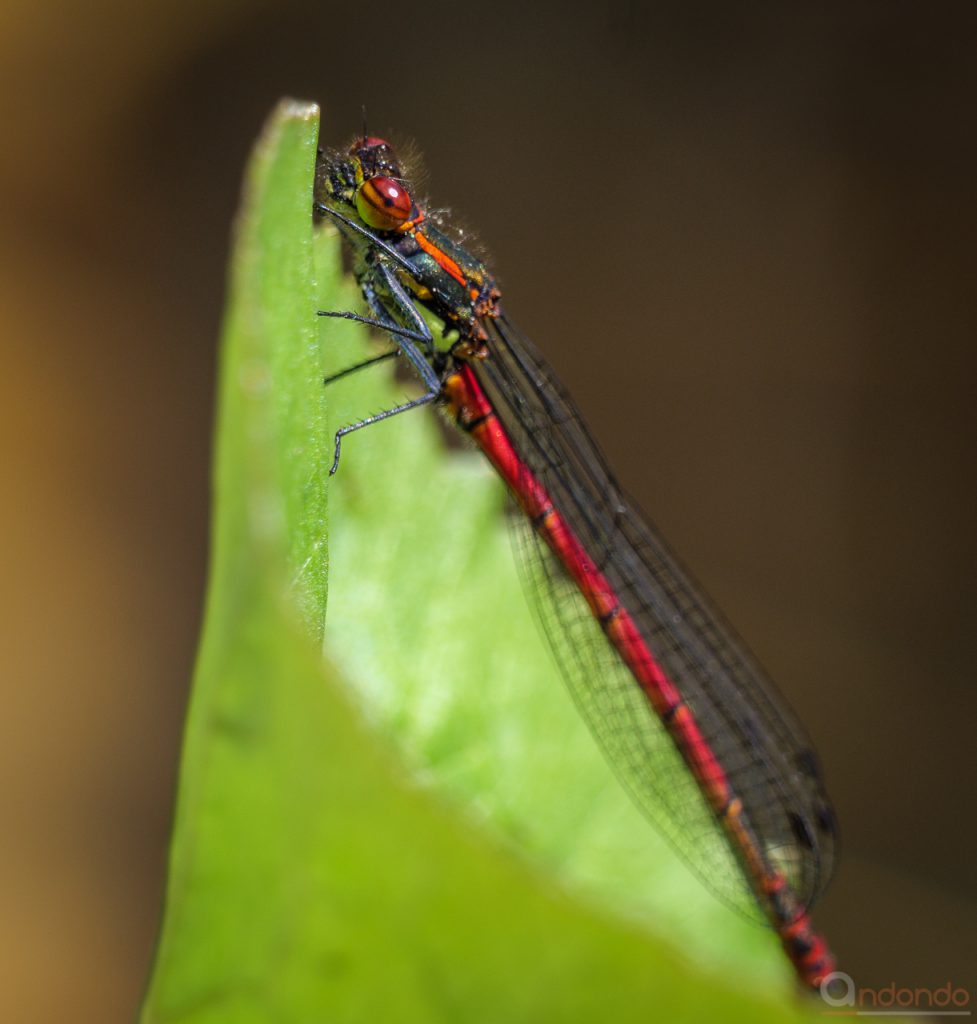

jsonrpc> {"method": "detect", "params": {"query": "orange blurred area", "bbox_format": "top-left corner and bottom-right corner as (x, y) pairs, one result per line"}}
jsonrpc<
(2, 2), (975, 1020)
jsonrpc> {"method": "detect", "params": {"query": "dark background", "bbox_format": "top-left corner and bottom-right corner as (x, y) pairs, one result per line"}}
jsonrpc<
(2, 2), (974, 1019)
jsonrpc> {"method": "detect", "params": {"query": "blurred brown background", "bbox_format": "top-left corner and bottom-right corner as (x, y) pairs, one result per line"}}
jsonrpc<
(2, 1), (975, 1020)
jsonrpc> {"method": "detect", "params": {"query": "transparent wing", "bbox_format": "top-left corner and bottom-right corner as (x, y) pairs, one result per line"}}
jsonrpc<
(478, 313), (836, 914)
(506, 499), (760, 917)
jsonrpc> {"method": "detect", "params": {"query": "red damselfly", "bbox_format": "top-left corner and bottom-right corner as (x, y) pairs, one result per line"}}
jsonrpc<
(313, 134), (837, 990)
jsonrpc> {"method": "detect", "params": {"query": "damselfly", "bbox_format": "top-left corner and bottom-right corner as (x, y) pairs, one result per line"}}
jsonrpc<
(313, 134), (837, 990)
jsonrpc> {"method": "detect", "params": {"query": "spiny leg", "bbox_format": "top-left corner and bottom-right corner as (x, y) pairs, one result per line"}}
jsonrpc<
(323, 348), (399, 387)
(318, 266), (436, 383)
(324, 260), (445, 474)
(329, 391), (438, 474)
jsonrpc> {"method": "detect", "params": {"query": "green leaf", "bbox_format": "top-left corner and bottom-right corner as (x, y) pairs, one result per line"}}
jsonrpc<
(140, 100), (825, 1023)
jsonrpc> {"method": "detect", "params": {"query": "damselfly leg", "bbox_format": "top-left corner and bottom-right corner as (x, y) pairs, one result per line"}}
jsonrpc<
(317, 258), (443, 474)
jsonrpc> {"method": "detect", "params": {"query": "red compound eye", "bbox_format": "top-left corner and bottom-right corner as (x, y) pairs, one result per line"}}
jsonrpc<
(349, 135), (404, 182)
(355, 175), (413, 231)
(350, 135), (392, 155)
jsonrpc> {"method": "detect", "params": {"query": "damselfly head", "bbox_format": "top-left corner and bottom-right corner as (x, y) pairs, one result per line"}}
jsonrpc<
(315, 136), (421, 234)
(344, 137), (421, 233)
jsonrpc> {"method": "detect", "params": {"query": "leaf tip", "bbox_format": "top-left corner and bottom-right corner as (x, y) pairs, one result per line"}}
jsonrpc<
(274, 98), (320, 124)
